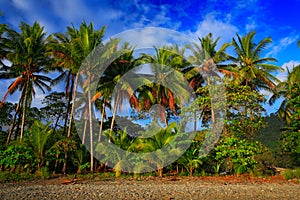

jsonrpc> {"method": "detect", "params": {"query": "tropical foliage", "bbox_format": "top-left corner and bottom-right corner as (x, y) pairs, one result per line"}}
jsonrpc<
(1, 21), (300, 180)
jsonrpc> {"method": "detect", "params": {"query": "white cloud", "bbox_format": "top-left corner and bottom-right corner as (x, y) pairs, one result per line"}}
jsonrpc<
(245, 18), (256, 32)
(108, 27), (195, 51)
(189, 13), (239, 44)
(276, 60), (300, 82)
(266, 34), (299, 57)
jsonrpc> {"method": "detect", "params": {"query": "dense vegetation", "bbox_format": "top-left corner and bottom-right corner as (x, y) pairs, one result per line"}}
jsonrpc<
(0, 21), (300, 181)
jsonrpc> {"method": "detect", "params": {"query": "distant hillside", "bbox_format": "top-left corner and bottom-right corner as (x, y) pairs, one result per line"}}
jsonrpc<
(256, 114), (286, 150)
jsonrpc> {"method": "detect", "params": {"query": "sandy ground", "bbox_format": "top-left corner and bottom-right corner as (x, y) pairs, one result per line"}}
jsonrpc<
(1, 175), (299, 199)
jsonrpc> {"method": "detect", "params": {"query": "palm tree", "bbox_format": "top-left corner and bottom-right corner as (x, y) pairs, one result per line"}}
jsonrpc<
(96, 128), (133, 177)
(49, 22), (106, 138)
(186, 33), (232, 126)
(269, 65), (300, 124)
(25, 121), (53, 171)
(128, 122), (179, 177)
(230, 31), (282, 91)
(49, 22), (106, 172)
(139, 46), (191, 126)
(97, 43), (141, 141)
(0, 22), (53, 142)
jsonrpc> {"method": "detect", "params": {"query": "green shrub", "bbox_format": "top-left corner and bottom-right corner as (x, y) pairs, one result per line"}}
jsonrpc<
(36, 166), (51, 180)
(283, 168), (300, 180)
(254, 150), (277, 176)
(0, 143), (35, 172)
(0, 171), (36, 183)
(213, 136), (265, 174)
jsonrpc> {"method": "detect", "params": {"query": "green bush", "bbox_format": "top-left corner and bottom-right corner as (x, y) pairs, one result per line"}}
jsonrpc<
(254, 150), (277, 176)
(283, 168), (300, 180)
(213, 136), (265, 174)
(0, 143), (35, 172)
(36, 166), (51, 180)
(0, 171), (36, 183)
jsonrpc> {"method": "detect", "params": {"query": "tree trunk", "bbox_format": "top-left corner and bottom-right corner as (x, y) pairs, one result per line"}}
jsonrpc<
(158, 167), (163, 177)
(20, 79), (29, 141)
(189, 165), (193, 176)
(194, 111), (197, 132)
(164, 112), (168, 128)
(53, 107), (63, 132)
(63, 72), (72, 134)
(109, 93), (120, 143)
(62, 151), (68, 174)
(6, 98), (22, 144)
(87, 77), (94, 173)
(14, 112), (22, 140)
(207, 77), (215, 124)
(63, 74), (79, 174)
(82, 118), (87, 145)
(53, 155), (59, 175)
(67, 73), (79, 138)
(98, 100), (106, 142)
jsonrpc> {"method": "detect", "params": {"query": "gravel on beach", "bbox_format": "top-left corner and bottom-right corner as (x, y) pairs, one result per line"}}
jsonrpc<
(1, 178), (300, 200)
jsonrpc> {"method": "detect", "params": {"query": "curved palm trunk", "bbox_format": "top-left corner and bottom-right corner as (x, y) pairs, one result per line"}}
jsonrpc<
(63, 75), (74, 135)
(67, 73), (79, 138)
(6, 98), (22, 144)
(109, 93), (120, 143)
(62, 73), (79, 174)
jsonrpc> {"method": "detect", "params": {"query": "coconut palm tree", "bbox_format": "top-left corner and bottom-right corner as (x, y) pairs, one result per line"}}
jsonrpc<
(49, 22), (106, 172)
(269, 65), (300, 124)
(49, 22), (106, 138)
(186, 33), (232, 127)
(186, 33), (234, 81)
(139, 46), (191, 126)
(128, 122), (179, 177)
(230, 31), (282, 91)
(0, 22), (53, 142)
(97, 43), (142, 141)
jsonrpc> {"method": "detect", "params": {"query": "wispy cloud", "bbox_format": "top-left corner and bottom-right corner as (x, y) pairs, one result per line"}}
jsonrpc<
(3, 0), (181, 36)
(109, 27), (195, 50)
(266, 34), (299, 57)
(188, 13), (238, 44)
(245, 17), (256, 32)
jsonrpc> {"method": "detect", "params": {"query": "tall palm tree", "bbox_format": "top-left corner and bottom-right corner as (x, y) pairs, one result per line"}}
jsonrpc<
(186, 33), (232, 126)
(230, 31), (282, 91)
(49, 22), (106, 172)
(0, 22), (53, 142)
(49, 22), (106, 138)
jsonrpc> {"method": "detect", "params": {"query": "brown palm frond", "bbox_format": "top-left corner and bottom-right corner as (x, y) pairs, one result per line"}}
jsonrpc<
(0, 76), (23, 106)
(91, 92), (101, 102)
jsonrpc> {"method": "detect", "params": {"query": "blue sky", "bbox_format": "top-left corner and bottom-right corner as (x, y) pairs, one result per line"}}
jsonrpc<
(1, 0), (300, 113)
